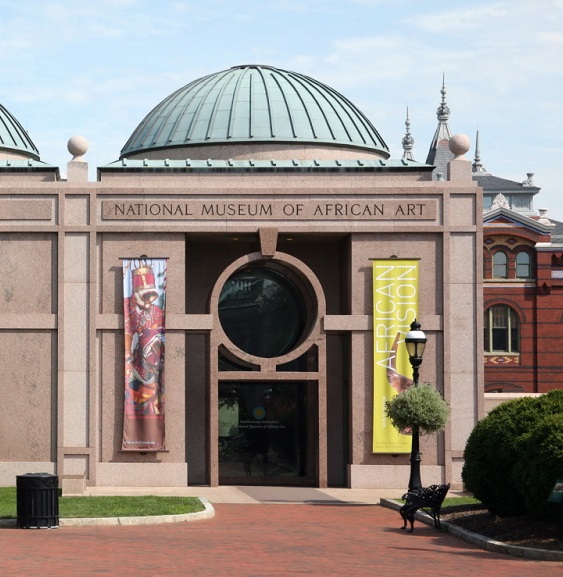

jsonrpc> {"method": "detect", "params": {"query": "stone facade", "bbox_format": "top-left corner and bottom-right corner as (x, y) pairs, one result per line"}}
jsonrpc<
(0, 155), (483, 490)
(0, 66), (484, 490)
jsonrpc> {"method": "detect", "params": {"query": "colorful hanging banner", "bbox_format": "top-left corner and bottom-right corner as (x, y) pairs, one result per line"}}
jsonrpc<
(372, 259), (419, 453)
(122, 258), (167, 451)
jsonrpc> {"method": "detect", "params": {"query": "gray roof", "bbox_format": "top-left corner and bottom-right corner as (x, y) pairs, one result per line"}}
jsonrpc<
(473, 173), (540, 194)
(121, 65), (390, 158)
(0, 103), (40, 160)
(548, 218), (563, 243)
(426, 140), (453, 179)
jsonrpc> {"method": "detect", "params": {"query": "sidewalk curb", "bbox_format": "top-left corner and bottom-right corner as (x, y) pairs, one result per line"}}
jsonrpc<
(380, 498), (563, 563)
(0, 497), (215, 528)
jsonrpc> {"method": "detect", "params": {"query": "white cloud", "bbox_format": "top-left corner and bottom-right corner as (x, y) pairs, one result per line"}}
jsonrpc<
(406, 3), (509, 33)
(539, 31), (563, 45)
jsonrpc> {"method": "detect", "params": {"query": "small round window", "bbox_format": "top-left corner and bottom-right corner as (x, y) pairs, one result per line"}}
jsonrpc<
(218, 265), (309, 358)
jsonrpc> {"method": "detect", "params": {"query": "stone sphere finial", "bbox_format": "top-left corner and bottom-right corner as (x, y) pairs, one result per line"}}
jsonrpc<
(449, 133), (470, 159)
(67, 135), (89, 161)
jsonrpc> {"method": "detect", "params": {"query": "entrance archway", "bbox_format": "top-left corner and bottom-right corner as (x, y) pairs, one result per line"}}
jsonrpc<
(208, 252), (327, 486)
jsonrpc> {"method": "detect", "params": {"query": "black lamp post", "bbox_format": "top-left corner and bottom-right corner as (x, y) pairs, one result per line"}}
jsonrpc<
(405, 319), (427, 492)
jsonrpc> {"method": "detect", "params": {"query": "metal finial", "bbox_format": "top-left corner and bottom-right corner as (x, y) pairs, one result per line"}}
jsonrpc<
(402, 106), (415, 160)
(472, 130), (483, 172)
(437, 73), (450, 121)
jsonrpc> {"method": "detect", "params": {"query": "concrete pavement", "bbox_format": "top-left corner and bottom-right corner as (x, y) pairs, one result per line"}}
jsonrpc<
(83, 485), (409, 504)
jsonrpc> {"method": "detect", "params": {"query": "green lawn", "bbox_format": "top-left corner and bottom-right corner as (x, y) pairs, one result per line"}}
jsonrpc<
(442, 496), (480, 508)
(0, 487), (204, 519)
(398, 495), (481, 511)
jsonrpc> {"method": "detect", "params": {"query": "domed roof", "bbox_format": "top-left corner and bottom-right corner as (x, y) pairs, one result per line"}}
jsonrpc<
(121, 65), (389, 158)
(0, 103), (40, 160)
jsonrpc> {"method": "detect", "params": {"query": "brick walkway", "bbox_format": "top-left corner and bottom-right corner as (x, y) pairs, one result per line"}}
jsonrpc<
(2, 504), (561, 576)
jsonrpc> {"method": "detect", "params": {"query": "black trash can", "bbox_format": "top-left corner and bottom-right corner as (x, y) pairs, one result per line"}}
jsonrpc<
(16, 473), (59, 529)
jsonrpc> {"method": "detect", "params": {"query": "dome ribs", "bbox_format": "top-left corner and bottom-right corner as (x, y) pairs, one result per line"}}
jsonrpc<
(0, 103), (40, 159)
(119, 64), (390, 158)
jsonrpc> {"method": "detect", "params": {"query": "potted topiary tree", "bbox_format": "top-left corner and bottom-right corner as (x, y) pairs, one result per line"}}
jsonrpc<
(385, 382), (450, 490)
(385, 383), (450, 436)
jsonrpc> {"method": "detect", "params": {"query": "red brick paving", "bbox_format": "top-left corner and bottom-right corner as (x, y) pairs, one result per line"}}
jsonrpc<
(1, 504), (561, 576)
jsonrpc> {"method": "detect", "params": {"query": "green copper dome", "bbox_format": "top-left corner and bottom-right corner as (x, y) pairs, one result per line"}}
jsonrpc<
(0, 103), (40, 160)
(121, 65), (389, 158)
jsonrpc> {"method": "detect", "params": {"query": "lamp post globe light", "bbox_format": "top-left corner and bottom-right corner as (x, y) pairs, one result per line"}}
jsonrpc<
(405, 319), (427, 491)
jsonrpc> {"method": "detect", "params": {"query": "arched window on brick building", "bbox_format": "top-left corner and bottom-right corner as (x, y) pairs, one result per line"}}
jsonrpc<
(484, 305), (519, 353)
(492, 251), (508, 279)
(515, 250), (532, 279)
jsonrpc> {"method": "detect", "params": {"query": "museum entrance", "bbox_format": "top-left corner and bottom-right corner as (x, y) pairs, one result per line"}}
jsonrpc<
(209, 251), (327, 487)
(218, 381), (315, 485)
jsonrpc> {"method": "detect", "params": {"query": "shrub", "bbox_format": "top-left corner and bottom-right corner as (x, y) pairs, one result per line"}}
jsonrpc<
(533, 388), (563, 414)
(515, 412), (563, 522)
(462, 390), (563, 518)
(385, 383), (449, 434)
(462, 396), (542, 517)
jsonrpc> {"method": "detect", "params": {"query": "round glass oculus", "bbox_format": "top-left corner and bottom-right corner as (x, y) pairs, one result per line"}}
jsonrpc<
(218, 267), (307, 358)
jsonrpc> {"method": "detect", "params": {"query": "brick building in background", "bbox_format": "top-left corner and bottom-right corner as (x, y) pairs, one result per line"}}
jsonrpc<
(481, 180), (563, 393)
(421, 81), (563, 394)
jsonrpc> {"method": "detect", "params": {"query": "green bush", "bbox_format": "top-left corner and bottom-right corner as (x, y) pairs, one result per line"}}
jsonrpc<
(462, 390), (563, 518)
(515, 412), (563, 522)
(385, 383), (449, 434)
(534, 388), (563, 415)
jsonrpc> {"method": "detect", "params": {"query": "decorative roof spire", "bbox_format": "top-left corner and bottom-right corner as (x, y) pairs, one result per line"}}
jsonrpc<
(401, 107), (415, 161)
(437, 73), (450, 122)
(472, 129), (487, 173)
(425, 74), (453, 178)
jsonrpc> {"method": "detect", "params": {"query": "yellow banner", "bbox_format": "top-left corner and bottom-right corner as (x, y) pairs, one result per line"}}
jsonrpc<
(372, 260), (419, 453)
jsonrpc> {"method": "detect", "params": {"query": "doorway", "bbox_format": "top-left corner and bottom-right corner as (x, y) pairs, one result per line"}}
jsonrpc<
(208, 251), (328, 487)
(218, 381), (314, 485)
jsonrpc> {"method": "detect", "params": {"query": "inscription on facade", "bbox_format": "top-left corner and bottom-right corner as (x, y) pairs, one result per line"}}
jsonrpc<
(102, 199), (437, 221)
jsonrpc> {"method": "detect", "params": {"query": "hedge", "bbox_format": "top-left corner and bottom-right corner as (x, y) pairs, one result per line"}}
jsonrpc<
(462, 390), (563, 518)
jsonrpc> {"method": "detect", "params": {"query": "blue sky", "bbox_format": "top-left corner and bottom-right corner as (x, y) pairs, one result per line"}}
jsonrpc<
(2, 0), (562, 217)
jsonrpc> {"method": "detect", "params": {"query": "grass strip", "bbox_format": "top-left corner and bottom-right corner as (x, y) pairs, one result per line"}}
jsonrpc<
(0, 487), (204, 519)
(442, 496), (480, 508)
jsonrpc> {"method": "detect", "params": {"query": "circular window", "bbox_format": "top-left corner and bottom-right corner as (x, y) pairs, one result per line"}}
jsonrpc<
(218, 265), (309, 358)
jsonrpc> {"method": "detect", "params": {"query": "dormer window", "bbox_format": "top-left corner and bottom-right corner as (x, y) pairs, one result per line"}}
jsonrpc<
(511, 194), (532, 211)
(484, 193), (533, 212)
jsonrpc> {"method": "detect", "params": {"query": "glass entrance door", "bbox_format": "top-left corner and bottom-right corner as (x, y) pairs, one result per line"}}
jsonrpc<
(218, 381), (312, 485)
